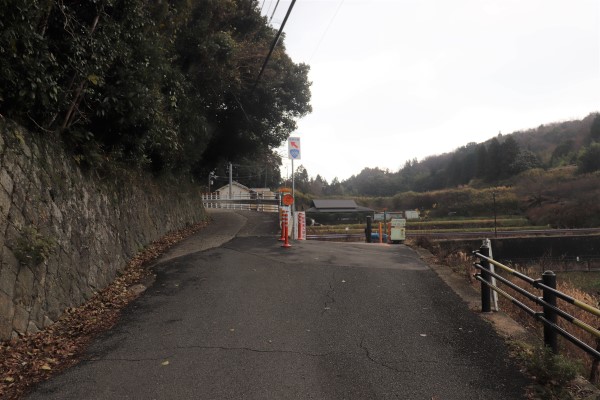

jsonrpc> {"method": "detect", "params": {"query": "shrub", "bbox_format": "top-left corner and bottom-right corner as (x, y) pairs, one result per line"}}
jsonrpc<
(13, 226), (56, 266)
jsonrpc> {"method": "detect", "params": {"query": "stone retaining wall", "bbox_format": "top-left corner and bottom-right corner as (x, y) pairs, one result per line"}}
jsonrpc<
(0, 118), (206, 339)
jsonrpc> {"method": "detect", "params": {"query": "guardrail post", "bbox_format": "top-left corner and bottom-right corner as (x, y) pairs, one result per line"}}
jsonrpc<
(542, 270), (559, 354)
(479, 243), (492, 313)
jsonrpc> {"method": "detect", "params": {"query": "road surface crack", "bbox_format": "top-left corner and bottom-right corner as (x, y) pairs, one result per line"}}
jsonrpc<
(83, 355), (174, 363)
(84, 345), (331, 362)
(321, 271), (337, 315)
(359, 336), (410, 374)
(176, 344), (332, 358)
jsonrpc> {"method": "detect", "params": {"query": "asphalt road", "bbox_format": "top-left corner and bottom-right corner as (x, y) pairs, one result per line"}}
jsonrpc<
(28, 210), (530, 399)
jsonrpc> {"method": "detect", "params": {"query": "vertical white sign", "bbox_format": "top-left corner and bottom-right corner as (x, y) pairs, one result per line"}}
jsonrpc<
(288, 137), (301, 160)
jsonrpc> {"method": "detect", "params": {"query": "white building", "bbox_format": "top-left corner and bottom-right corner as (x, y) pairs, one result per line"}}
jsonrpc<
(215, 181), (251, 199)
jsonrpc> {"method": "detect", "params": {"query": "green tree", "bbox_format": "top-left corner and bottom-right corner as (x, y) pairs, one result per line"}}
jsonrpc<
(325, 177), (344, 196)
(485, 138), (502, 181)
(510, 150), (542, 174)
(0, 1), (61, 128)
(0, 0), (311, 178)
(308, 175), (327, 196)
(344, 167), (396, 196)
(590, 113), (600, 142)
(293, 165), (310, 193)
(475, 143), (488, 179)
(499, 136), (520, 179)
(577, 143), (600, 174)
(550, 140), (575, 167)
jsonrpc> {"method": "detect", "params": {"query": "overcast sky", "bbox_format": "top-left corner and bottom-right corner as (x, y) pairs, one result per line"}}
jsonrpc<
(263, 0), (600, 182)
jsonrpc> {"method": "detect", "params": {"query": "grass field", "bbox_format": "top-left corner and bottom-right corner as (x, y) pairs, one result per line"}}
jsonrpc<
(307, 215), (542, 235)
(407, 217), (532, 229)
(557, 271), (600, 294)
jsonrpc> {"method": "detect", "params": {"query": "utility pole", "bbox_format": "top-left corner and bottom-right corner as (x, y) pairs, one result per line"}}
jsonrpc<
(208, 170), (215, 193)
(229, 162), (233, 199)
(493, 191), (497, 238)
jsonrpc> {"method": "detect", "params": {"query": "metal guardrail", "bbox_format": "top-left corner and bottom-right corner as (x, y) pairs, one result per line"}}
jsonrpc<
(473, 243), (600, 359)
(201, 193), (279, 212)
(409, 228), (600, 238)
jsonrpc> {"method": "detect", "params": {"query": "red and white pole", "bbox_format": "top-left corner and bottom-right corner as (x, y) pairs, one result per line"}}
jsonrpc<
(281, 212), (291, 248)
(279, 210), (286, 241)
(297, 213), (304, 240)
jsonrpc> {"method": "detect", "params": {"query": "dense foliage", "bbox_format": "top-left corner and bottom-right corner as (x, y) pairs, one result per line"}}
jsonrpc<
(0, 0), (311, 178)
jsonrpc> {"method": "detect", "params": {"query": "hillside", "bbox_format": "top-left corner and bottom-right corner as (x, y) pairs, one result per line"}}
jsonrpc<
(503, 113), (596, 165)
(335, 112), (600, 197)
(288, 113), (600, 228)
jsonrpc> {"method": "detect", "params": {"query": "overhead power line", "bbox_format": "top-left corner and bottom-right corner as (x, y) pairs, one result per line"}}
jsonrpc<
(264, 0), (274, 17)
(252, 0), (297, 91)
(310, 0), (345, 62)
(268, 0), (282, 25)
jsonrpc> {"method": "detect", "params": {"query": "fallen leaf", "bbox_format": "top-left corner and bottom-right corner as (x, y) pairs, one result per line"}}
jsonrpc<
(40, 365), (51, 371)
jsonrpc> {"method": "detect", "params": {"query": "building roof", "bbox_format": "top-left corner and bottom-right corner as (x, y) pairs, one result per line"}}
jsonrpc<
(308, 199), (374, 213)
(250, 188), (272, 193)
(215, 181), (250, 192)
(311, 199), (358, 209)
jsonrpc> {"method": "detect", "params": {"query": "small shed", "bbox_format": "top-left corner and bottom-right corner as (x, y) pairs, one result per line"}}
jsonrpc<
(250, 188), (277, 199)
(306, 199), (374, 225)
(216, 181), (251, 199)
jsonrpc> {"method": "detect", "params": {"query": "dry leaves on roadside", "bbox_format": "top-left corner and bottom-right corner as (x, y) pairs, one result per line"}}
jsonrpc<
(0, 220), (209, 400)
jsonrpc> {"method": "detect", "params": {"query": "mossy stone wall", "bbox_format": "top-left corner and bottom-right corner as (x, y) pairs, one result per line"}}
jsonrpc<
(0, 118), (206, 339)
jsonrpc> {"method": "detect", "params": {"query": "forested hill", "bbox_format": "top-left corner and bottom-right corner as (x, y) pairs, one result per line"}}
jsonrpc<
(0, 0), (311, 182)
(339, 112), (600, 197)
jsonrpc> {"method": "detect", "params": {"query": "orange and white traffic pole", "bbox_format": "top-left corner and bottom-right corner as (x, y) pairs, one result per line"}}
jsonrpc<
(281, 212), (291, 248)
(297, 213), (304, 240)
(279, 210), (286, 241)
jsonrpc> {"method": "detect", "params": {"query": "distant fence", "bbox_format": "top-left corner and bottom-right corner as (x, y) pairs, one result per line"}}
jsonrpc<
(201, 193), (279, 212)
(306, 234), (364, 242)
(473, 243), (600, 360)
(499, 256), (600, 273)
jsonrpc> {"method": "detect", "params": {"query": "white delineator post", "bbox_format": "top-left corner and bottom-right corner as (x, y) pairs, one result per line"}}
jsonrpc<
(297, 212), (306, 240)
(484, 238), (499, 311)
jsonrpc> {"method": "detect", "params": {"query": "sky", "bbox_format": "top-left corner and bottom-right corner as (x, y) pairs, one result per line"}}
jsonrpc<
(263, 0), (600, 182)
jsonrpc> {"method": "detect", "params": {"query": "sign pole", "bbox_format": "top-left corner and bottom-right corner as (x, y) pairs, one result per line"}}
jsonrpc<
(228, 162), (233, 200)
(291, 158), (295, 239)
(288, 136), (301, 240)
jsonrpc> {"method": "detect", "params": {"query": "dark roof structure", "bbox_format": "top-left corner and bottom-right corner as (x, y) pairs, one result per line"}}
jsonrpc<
(308, 199), (374, 213)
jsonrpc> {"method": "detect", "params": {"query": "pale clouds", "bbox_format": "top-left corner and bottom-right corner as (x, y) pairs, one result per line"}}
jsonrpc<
(268, 0), (600, 181)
